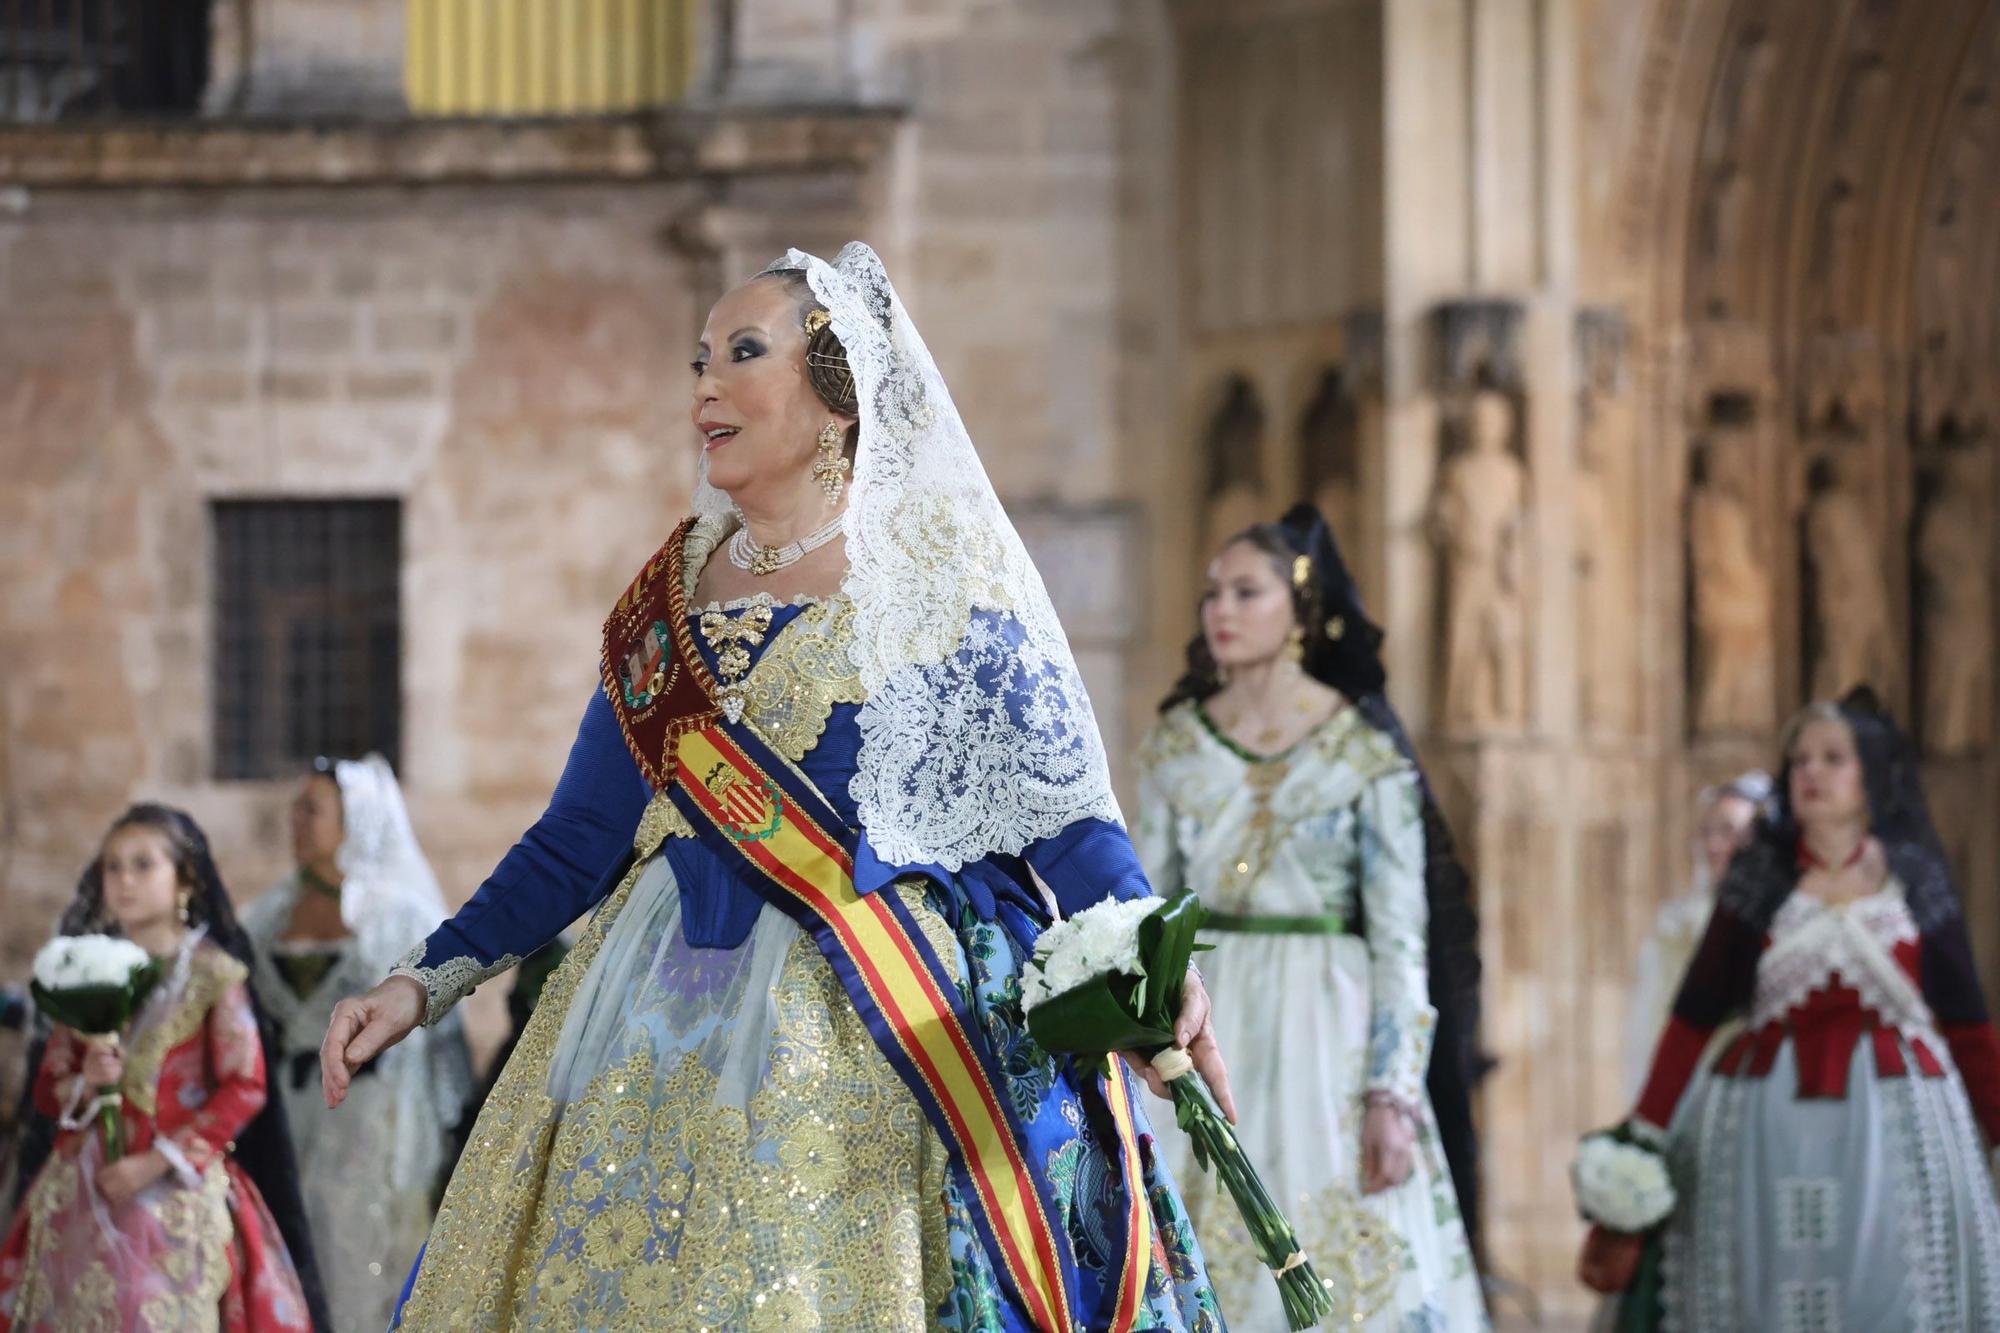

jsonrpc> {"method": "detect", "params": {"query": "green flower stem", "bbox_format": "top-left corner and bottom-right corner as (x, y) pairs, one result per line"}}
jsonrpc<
(1167, 1071), (1334, 1330)
(98, 1087), (124, 1162)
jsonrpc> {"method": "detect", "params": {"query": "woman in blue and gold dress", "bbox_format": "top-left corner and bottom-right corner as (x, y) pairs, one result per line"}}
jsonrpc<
(319, 243), (1229, 1332)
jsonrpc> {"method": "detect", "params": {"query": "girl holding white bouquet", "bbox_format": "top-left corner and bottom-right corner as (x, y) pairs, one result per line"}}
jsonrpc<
(0, 804), (328, 1333)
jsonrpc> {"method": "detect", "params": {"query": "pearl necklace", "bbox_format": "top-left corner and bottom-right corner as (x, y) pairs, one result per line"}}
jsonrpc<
(727, 513), (845, 576)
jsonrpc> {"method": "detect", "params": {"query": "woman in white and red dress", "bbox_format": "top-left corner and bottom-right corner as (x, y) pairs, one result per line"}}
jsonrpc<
(1581, 688), (2000, 1331)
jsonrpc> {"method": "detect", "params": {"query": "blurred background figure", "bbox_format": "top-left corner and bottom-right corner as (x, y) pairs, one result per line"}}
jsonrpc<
(0, 989), (29, 1215)
(1584, 692), (2000, 1328)
(241, 757), (472, 1333)
(1136, 504), (1487, 1330)
(0, 805), (330, 1332)
(1620, 770), (1772, 1097)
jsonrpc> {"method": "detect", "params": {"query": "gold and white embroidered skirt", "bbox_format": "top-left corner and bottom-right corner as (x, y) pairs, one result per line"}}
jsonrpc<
(399, 854), (956, 1331)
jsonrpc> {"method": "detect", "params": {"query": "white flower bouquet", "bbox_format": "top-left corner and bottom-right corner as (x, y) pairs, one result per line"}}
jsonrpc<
(1571, 1126), (1676, 1234)
(1022, 893), (1336, 1330)
(31, 934), (163, 1160)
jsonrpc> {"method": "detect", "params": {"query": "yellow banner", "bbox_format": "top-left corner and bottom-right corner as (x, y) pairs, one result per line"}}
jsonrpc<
(407, 0), (697, 117)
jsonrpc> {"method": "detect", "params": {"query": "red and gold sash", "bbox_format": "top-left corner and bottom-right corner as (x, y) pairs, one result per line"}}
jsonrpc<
(601, 521), (1160, 1333)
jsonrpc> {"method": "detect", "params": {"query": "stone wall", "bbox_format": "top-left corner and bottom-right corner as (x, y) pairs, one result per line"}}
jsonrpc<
(0, 180), (731, 1046)
(0, 0), (1165, 1062)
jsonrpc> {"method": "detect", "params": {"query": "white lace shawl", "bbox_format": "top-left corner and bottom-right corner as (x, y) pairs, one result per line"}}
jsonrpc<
(242, 754), (471, 1192)
(691, 242), (1121, 870)
(331, 754), (452, 973)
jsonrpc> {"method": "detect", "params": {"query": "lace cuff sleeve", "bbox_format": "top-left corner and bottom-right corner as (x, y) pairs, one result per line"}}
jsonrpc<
(391, 943), (525, 1028)
(387, 687), (649, 1026)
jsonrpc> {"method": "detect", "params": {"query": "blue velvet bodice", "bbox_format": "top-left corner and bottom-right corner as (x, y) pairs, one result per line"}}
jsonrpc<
(408, 601), (1153, 993)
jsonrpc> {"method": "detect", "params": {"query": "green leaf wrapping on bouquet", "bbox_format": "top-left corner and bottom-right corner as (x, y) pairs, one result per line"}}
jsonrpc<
(1616, 1232), (1666, 1333)
(30, 961), (163, 1163)
(29, 962), (163, 1036)
(1024, 894), (1333, 1330)
(1025, 894), (1210, 1070)
(1130, 892), (1210, 1032)
(1020, 979), (1173, 1076)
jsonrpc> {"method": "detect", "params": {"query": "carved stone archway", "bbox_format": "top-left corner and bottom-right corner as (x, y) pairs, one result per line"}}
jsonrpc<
(1608, 0), (2000, 986)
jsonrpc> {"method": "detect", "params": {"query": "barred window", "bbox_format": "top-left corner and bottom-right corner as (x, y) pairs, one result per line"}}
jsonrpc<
(1, 1), (212, 123)
(213, 500), (401, 780)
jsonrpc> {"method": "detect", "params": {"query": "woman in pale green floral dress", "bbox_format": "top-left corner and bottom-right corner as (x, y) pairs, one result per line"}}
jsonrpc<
(1136, 506), (1487, 1332)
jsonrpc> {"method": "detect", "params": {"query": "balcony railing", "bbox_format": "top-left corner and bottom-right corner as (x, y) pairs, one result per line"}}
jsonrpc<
(2, 0), (209, 121)
(406, 0), (697, 117)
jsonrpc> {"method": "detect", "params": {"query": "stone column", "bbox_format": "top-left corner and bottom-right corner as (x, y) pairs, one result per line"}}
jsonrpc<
(1382, 0), (1621, 1307)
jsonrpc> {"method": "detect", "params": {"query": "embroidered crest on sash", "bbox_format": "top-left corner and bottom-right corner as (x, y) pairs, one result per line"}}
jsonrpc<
(599, 519), (724, 790)
(702, 762), (784, 842)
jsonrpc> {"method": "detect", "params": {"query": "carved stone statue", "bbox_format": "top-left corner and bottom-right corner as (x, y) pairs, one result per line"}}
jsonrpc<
(1917, 445), (1993, 754)
(1431, 388), (1528, 731)
(1803, 447), (1899, 702)
(1688, 435), (1775, 734)
(1201, 374), (1270, 556)
(1575, 435), (1630, 732)
(1299, 366), (1360, 554)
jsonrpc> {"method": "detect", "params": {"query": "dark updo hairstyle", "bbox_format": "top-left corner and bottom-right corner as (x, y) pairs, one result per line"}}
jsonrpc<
(762, 268), (860, 460)
(62, 804), (214, 935)
(1161, 512), (1387, 713)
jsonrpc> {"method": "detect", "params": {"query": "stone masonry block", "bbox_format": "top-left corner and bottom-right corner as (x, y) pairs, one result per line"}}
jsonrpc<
(132, 264), (212, 302)
(263, 365), (338, 402)
(331, 259), (380, 298)
(271, 307), (358, 356)
(370, 307), (463, 355)
(346, 367), (438, 401)
(169, 367), (253, 405)
(154, 308), (253, 357)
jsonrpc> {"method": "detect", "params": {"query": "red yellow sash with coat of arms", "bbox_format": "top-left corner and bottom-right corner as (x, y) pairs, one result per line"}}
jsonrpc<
(599, 519), (1157, 1333)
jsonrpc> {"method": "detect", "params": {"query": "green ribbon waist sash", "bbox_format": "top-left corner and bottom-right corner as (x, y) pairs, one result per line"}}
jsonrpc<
(1201, 911), (1348, 937)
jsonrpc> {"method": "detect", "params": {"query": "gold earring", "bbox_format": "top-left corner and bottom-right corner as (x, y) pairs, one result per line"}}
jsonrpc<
(1284, 624), (1305, 664)
(812, 420), (850, 505)
(177, 888), (192, 926)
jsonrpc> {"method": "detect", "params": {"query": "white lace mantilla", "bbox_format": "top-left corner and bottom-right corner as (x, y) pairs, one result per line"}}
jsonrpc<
(692, 243), (1120, 870)
(1753, 883), (1928, 1032)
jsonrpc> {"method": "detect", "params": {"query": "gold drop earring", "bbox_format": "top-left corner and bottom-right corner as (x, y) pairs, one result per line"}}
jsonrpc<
(812, 421), (849, 505)
(1284, 624), (1306, 664)
(177, 887), (192, 926)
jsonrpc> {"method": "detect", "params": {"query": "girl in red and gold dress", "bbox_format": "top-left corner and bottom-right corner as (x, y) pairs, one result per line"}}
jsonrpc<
(0, 805), (330, 1332)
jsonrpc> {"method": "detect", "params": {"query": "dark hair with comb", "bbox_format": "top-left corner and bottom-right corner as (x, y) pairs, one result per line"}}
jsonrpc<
(760, 268), (862, 461)
(1718, 686), (1962, 933)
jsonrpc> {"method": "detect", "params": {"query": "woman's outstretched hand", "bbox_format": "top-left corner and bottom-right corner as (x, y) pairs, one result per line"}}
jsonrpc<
(319, 974), (426, 1109)
(1121, 969), (1238, 1123)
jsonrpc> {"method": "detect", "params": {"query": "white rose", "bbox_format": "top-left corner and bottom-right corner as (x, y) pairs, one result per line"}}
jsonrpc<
(32, 934), (150, 991)
(1571, 1133), (1676, 1233)
(1022, 896), (1165, 1013)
